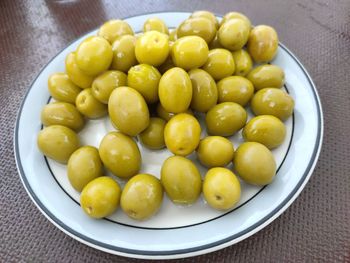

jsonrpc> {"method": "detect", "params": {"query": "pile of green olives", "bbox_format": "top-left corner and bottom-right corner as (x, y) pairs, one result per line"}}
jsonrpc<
(37, 11), (295, 221)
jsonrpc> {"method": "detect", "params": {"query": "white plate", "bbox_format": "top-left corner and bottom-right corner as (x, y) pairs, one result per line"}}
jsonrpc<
(14, 12), (323, 259)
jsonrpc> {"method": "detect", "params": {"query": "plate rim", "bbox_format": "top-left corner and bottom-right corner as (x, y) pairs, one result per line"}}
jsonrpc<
(14, 11), (324, 259)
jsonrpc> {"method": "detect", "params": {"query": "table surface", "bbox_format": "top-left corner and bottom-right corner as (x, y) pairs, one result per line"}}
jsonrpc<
(1, 0), (349, 262)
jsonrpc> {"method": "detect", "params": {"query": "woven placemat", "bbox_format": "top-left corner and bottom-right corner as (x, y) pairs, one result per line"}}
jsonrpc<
(1, 0), (349, 261)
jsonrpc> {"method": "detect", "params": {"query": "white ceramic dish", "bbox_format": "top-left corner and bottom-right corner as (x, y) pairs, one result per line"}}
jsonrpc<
(14, 12), (323, 259)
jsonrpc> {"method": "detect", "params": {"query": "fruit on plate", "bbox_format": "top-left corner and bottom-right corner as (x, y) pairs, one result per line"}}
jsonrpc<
(164, 113), (201, 156)
(203, 167), (241, 210)
(80, 176), (121, 218)
(37, 125), (79, 164)
(99, 132), (141, 179)
(161, 156), (202, 205)
(234, 142), (276, 185)
(121, 173), (163, 220)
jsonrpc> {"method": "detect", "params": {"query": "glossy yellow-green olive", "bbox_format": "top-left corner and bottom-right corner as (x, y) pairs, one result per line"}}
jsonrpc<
(98, 19), (134, 44)
(121, 174), (163, 220)
(80, 176), (121, 218)
(76, 88), (108, 119)
(91, 70), (127, 104)
(234, 142), (276, 185)
(65, 52), (94, 89)
(247, 25), (279, 62)
(247, 64), (285, 90)
(220, 12), (252, 28)
(48, 73), (81, 104)
(127, 64), (161, 103)
(190, 10), (219, 29)
(206, 102), (247, 136)
(202, 48), (235, 80)
(169, 29), (178, 41)
(231, 49), (253, 76)
(135, 31), (169, 66)
(156, 103), (193, 121)
(251, 88), (294, 121)
(218, 19), (250, 51)
(108, 86), (150, 136)
(99, 132), (141, 179)
(68, 146), (103, 192)
(189, 69), (218, 112)
(208, 34), (223, 49)
(143, 17), (169, 34)
(171, 36), (209, 70)
(139, 117), (166, 150)
(203, 167), (241, 210)
(76, 36), (113, 76)
(217, 76), (254, 106)
(41, 102), (84, 131)
(164, 113), (201, 156)
(197, 136), (234, 168)
(243, 115), (286, 149)
(111, 35), (137, 72)
(177, 17), (217, 43)
(37, 125), (79, 164)
(158, 67), (192, 113)
(161, 156), (202, 205)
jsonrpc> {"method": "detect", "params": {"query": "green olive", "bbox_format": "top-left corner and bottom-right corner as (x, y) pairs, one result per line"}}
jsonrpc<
(67, 146), (103, 192)
(37, 125), (79, 164)
(98, 19), (134, 44)
(220, 12), (252, 28)
(189, 69), (218, 112)
(91, 70), (127, 104)
(206, 102), (247, 136)
(121, 174), (163, 220)
(76, 88), (108, 119)
(127, 64), (161, 104)
(108, 86), (150, 136)
(111, 35), (137, 72)
(171, 36), (209, 70)
(190, 10), (219, 29)
(202, 48), (235, 80)
(161, 156), (202, 205)
(243, 115), (286, 149)
(197, 136), (234, 168)
(139, 117), (166, 150)
(231, 49), (253, 76)
(208, 34), (223, 49)
(156, 103), (193, 121)
(203, 167), (241, 210)
(99, 132), (141, 179)
(177, 17), (217, 43)
(169, 29), (178, 41)
(41, 102), (84, 131)
(247, 25), (279, 62)
(48, 73), (81, 104)
(247, 64), (285, 90)
(217, 76), (254, 106)
(76, 36), (113, 76)
(251, 88), (294, 121)
(65, 52), (94, 89)
(234, 142), (276, 185)
(143, 17), (169, 34)
(158, 67), (192, 113)
(135, 31), (169, 66)
(164, 113), (201, 156)
(80, 176), (121, 218)
(218, 19), (250, 51)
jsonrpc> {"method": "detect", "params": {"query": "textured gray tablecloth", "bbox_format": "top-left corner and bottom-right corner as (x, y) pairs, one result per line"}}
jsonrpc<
(1, 0), (349, 262)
